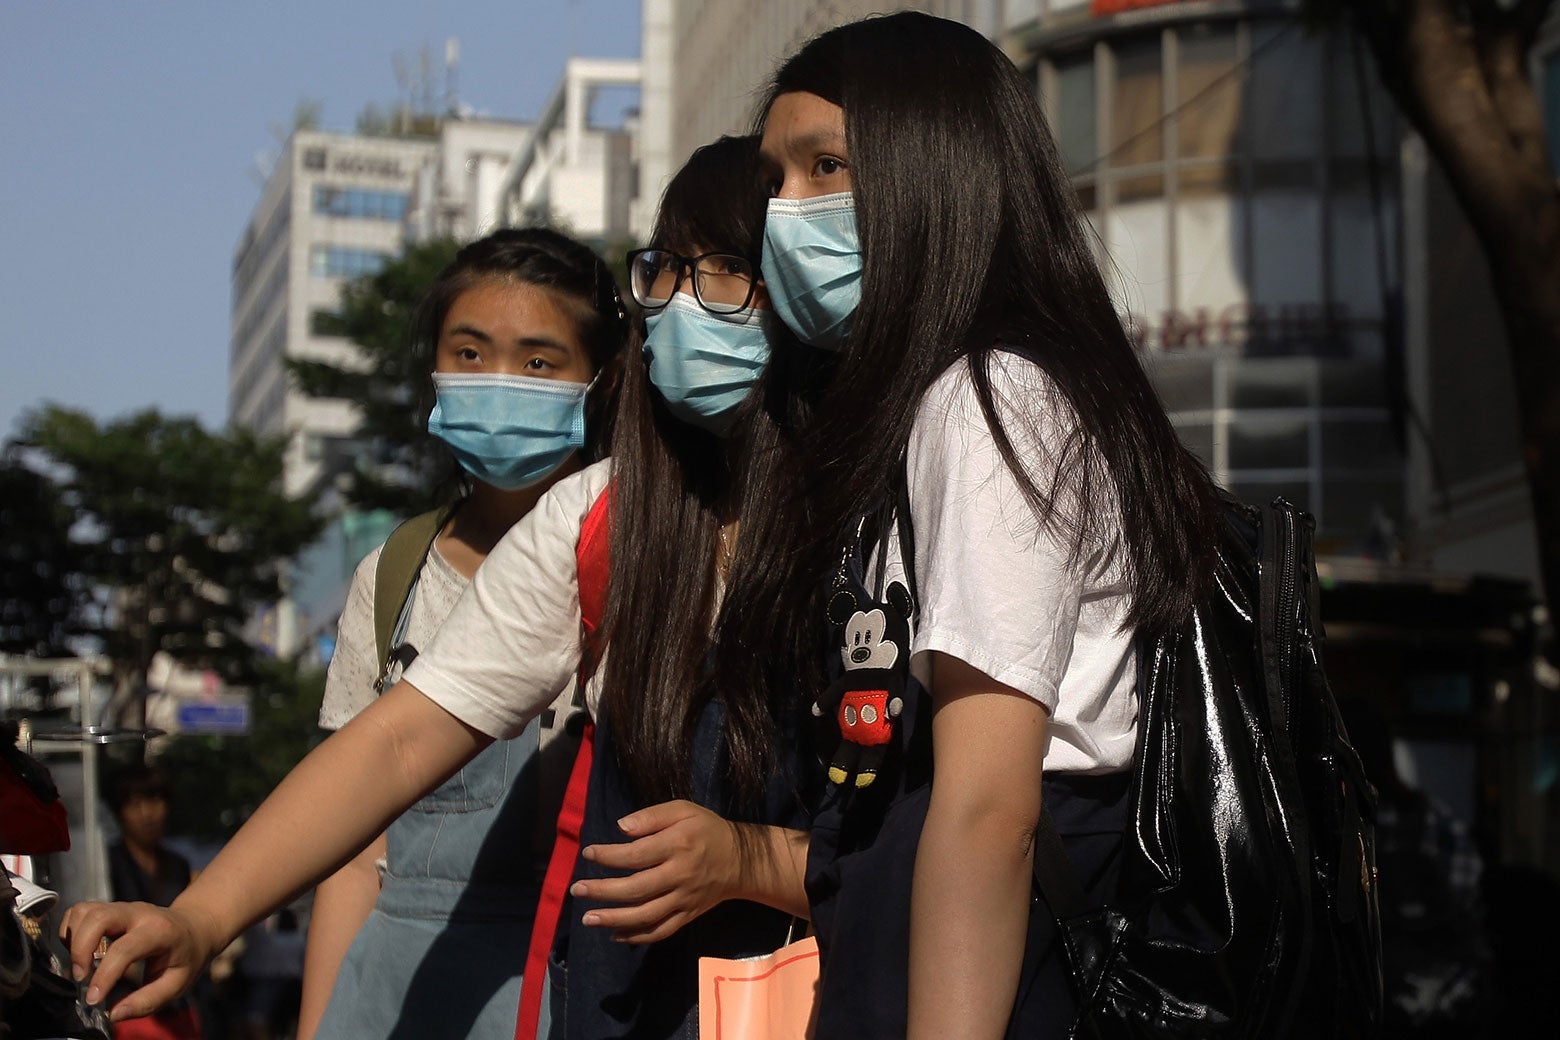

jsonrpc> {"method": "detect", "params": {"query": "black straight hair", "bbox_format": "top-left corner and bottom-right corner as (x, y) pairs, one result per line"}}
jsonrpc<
(721, 12), (1221, 709)
(599, 136), (820, 807)
(412, 226), (630, 459)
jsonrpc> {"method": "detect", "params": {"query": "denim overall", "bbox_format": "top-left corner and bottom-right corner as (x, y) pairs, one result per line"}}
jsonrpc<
(547, 698), (820, 1040)
(315, 719), (549, 1040)
(805, 517), (1131, 1039)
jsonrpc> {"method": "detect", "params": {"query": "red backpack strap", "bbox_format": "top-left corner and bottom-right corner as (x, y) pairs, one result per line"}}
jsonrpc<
(575, 484), (612, 677)
(515, 484), (611, 1039)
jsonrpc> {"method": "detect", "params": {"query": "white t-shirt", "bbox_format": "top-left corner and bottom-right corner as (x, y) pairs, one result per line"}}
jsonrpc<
(406, 460), (613, 739)
(889, 352), (1137, 774)
(319, 542), (468, 731)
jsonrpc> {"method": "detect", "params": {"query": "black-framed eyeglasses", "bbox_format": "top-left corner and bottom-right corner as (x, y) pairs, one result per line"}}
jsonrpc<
(626, 248), (758, 316)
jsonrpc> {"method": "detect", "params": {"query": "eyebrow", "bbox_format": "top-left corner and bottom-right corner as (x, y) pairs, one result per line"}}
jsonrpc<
(447, 324), (570, 352)
(447, 323), (492, 343)
(788, 128), (846, 151)
(760, 126), (847, 165)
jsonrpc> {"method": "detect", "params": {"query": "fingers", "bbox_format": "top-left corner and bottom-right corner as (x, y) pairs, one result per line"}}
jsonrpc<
(105, 967), (193, 1023)
(582, 832), (676, 872)
(59, 901), (203, 1017)
(85, 914), (181, 1008)
(574, 863), (676, 907)
(615, 799), (700, 838)
(60, 902), (132, 985)
(581, 892), (689, 943)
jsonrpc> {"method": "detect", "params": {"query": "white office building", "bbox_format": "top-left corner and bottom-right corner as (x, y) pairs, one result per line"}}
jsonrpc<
(229, 130), (436, 499)
(636, 0), (996, 237)
(405, 116), (534, 243)
(496, 58), (642, 248)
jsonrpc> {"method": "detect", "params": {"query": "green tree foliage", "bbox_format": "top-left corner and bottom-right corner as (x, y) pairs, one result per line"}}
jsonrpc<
(287, 237), (462, 513)
(15, 407), (323, 707)
(0, 456), (78, 658)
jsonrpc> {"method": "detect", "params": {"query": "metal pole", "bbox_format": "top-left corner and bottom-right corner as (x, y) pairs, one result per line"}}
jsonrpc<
(78, 661), (106, 902)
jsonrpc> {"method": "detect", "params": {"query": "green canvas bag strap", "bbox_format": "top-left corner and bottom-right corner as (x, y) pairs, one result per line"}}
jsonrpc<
(372, 502), (459, 682)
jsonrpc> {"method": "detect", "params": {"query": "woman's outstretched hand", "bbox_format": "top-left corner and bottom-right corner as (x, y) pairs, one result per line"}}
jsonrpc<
(59, 900), (219, 1022)
(573, 800), (742, 944)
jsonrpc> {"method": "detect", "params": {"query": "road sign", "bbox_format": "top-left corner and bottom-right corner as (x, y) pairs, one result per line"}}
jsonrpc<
(174, 696), (251, 735)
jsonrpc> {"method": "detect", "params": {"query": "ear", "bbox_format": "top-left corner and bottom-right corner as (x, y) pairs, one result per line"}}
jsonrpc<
(827, 589), (858, 625)
(886, 581), (913, 620)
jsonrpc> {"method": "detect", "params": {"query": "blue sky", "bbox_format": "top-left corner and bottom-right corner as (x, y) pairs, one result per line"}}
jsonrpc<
(0, 0), (641, 441)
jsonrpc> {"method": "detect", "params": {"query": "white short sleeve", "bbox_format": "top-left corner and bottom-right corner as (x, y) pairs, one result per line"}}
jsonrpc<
(405, 460), (612, 739)
(318, 547), (383, 731)
(905, 354), (1137, 774)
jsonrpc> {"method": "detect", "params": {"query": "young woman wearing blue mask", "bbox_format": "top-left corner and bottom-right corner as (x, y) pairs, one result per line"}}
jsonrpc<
(60, 142), (816, 1040)
(713, 12), (1225, 1040)
(296, 227), (629, 1040)
(539, 134), (822, 1039)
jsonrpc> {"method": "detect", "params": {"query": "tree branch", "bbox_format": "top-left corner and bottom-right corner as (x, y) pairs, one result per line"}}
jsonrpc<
(1391, 0), (1557, 260)
(1477, 15), (1555, 177)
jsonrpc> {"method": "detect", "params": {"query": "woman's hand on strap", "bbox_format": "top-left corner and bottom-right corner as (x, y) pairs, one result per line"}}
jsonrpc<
(574, 802), (809, 943)
(59, 900), (220, 1023)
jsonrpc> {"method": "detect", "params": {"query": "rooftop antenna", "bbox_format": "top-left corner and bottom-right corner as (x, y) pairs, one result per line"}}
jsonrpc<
(392, 49), (412, 133)
(445, 36), (460, 115)
(419, 43), (434, 118)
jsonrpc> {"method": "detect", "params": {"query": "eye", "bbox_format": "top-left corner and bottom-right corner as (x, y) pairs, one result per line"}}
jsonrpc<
(525, 356), (554, 372)
(456, 346), (481, 363)
(814, 156), (847, 178)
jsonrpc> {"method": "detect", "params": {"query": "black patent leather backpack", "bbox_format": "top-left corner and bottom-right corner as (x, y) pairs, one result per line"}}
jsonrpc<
(1033, 498), (1384, 1037)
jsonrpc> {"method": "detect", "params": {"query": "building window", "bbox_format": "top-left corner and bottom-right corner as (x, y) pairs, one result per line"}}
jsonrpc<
(309, 308), (343, 336)
(1042, 18), (1405, 538)
(312, 186), (409, 222)
(303, 148), (327, 171)
(310, 246), (389, 279)
(1053, 51), (1097, 176)
(1110, 34), (1164, 201)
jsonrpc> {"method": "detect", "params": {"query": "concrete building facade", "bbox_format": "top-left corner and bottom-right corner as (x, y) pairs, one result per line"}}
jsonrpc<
(405, 117), (534, 243)
(631, 0), (1557, 866)
(994, 0), (1554, 871)
(636, 0), (997, 238)
(229, 130), (435, 499)
(495, 58), (642, 248)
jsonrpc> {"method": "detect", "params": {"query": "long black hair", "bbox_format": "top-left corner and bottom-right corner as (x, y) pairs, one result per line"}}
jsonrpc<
(412, 226), (630, 459)
(600, 136), (821, 807)
(720, 13), (1221, 710)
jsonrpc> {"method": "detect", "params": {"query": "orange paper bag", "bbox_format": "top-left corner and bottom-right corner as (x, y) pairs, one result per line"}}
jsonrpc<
(698, 934), (820, 1040)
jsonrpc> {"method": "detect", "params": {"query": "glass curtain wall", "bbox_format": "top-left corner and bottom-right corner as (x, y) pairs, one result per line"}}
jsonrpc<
(1040, 14), (1403, 547)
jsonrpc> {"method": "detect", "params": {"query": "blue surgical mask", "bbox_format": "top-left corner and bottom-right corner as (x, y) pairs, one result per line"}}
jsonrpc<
(643, 293), (775, 434)
(427, 372), (591, 491)
(761, 191), (861, 350)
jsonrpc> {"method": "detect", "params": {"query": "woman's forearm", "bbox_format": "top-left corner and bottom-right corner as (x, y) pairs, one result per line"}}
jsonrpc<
(296, 832), (388, 1040)
(909, 794), (1036, 1039)
(171, 683), (488, 952)
(731, 825), (811, 920)
(908, 652), (1048, 1040)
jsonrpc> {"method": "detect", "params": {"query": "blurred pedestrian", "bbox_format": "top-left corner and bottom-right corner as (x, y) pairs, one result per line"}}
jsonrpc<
(106, 763), (202, 1040)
